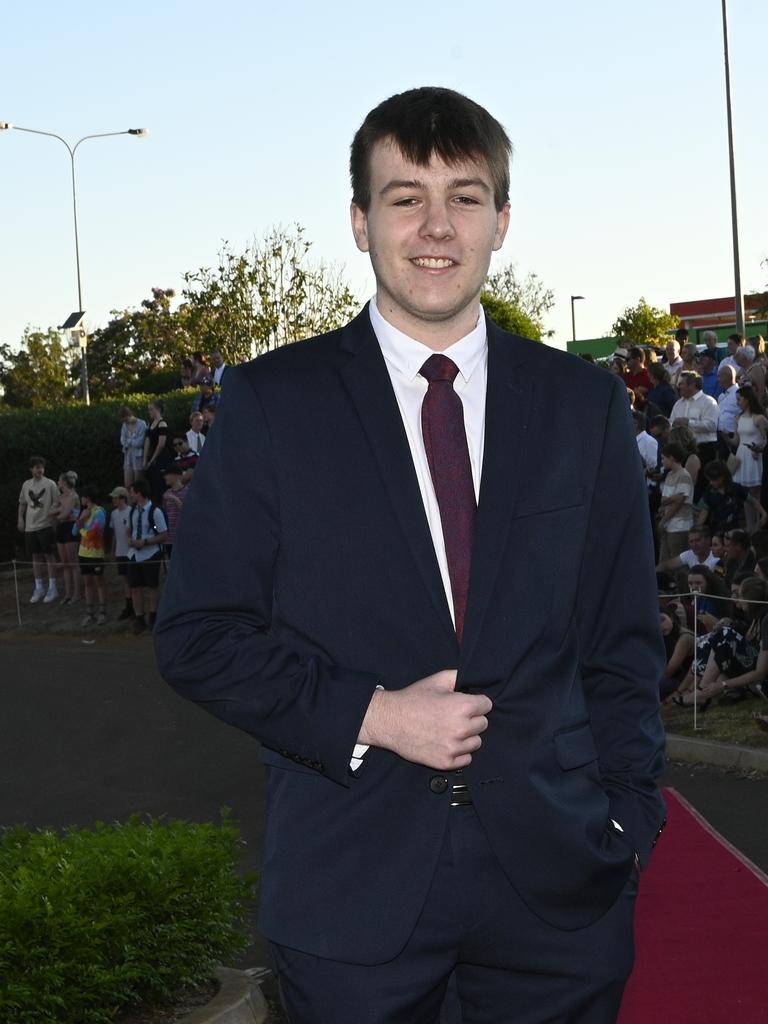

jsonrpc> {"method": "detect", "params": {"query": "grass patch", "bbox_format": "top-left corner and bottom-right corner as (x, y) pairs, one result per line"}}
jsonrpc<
(0, 813), (257, 1024)
(663, 694), (768, 748)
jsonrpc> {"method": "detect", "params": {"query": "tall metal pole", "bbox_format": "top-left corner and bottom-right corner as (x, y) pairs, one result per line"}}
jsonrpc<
(571, 295), (584, 343)
(721, 0), (745, 337)
(0, 125), (148, 404)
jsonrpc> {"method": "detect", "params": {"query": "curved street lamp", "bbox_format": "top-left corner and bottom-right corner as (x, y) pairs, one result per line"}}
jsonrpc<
(0, 122), (149, 403)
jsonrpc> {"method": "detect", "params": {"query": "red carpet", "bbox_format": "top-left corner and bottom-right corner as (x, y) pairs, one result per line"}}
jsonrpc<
(620, 788), (768, 1023)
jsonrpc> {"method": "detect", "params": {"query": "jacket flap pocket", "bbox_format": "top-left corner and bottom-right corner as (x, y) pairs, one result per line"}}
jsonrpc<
(514, 487), (585, 520)
(554, 722), (598, 770)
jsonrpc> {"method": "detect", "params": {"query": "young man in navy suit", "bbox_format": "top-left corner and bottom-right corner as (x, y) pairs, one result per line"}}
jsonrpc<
(155, 87), (666, 1023)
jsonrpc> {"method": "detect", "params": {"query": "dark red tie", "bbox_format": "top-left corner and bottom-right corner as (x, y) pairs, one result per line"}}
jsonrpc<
(420, 354), (476, 642)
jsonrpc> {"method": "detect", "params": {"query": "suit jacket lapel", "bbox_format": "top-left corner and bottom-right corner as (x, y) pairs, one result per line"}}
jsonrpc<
(337, 307), (457, 643)
(460, 322), (536, 670)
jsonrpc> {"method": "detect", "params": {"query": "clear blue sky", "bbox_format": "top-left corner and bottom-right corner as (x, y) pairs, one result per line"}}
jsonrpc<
(2, 0), (766, 352)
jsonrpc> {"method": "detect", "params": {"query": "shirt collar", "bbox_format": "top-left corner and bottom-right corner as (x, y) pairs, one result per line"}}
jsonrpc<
(369, 296), (487, 383)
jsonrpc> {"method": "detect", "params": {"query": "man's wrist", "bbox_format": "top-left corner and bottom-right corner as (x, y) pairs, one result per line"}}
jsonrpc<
(357, 686), (388, 748)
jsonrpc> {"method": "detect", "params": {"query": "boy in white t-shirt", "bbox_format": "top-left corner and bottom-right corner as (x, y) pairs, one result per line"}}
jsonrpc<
(17, 456), (59, 603)
(109, 486), (134, 620)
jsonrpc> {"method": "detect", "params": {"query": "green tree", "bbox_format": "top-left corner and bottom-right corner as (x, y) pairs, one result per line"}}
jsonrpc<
(0, 328), (76, 408)
(483, 263), (554, 339)
(480, 293), (541, 340)
(182, 224), (360, 359)
(84, 288), (192, 400)
(611, 297), (679, 347)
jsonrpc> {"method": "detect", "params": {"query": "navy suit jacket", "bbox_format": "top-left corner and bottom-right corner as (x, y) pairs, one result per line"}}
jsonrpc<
(155, 306), (666, 964)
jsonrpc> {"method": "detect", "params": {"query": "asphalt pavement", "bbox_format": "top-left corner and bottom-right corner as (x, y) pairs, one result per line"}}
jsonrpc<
(2, 633), (767, 971)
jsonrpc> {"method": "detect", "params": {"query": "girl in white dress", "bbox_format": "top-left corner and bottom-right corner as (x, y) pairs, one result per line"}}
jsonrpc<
(732, 385), (768, 532)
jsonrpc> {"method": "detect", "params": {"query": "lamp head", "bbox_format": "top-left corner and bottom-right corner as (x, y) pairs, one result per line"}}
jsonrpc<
(0, 122), (14, 130)
(128, 128), (149, 137)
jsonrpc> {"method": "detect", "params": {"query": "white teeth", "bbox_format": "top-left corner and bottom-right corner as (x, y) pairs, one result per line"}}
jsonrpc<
(412, 257), (455, 268)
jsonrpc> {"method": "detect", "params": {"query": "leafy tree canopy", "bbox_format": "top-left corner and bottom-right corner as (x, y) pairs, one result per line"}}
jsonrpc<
(480, 293), (541, 340)
(0, 328), (76, 408)
(611, 297), (679, 347)
(483, 264), (554, 339)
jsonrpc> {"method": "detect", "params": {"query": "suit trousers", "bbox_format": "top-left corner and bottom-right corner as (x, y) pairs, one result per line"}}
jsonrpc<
(271, 805), (638, 1024)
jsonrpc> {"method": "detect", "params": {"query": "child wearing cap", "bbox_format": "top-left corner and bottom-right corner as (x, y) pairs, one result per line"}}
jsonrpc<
(110, 486), (134, 620)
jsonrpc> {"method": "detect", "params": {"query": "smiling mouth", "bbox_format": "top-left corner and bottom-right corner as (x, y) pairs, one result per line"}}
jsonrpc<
(411, 257), (457, 269)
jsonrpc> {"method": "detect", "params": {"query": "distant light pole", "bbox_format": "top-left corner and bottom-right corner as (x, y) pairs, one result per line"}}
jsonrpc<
(0, 122), (148, 403)
(720, 0), (745, 337)
(571, 295), (585, 342)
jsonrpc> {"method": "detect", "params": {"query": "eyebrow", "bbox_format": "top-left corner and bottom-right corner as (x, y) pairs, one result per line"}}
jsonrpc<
(379, 176), (491, 198)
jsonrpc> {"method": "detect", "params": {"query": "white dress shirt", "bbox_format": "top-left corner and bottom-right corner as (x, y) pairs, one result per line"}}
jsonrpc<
(717, 384), (740, 434)
(670, 390), (719, 444)
(351, 297), (487, 768)
(636, 431), (659, 476)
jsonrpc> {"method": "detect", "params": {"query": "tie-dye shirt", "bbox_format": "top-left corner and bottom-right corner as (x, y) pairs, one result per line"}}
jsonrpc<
(73, 505), (107, 559)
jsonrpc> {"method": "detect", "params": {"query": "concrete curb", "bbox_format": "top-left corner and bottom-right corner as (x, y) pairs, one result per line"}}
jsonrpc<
(180, 967), (269, 1024)
(667, 732), (768, 772)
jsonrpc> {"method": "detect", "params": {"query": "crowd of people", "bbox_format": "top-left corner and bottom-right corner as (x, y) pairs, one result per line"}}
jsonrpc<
(15, 352), (223, 634)
(606, 327), (768, 724)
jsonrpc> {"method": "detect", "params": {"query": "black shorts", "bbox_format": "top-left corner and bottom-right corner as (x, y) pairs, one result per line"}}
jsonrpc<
(127, 553), (162, 589)
(25, 528), (56, 557)
(79, 556), (105, 576)
(56, 521), (76, 545)
(116, 555), (130, 577)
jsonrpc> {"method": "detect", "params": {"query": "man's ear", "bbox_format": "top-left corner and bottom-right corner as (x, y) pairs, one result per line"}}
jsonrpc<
(350, 203), (370, 253)
(492, 201), (511, 252)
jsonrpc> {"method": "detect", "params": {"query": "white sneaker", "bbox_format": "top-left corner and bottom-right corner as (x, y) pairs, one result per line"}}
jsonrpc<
(30, 583), (45, 604)
(43, 584), (58, 603)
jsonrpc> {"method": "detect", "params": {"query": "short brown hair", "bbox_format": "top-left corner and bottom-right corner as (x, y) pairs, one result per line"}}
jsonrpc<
(350, 86), (512, 212)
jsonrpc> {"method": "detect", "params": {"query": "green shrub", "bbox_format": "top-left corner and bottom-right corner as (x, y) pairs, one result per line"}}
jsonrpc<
(0, 814), (257, 1024)
(0, 388), (197, 562)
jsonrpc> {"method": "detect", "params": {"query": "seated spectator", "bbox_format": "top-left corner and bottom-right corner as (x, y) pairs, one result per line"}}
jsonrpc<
(686, 563), (731, 633)
(659, 612), (694, 700)
(680, 576), (768, 707)
(186, 411), (206, 453)
(171, 435), (199, 483)
(73, 485), (107, 626)
(699, 461), (767, 537)
(647, 364), (676, 418)
(657, 525), (720, 583)
(192, 377), (218, 414)
(109, 486), (134, 621)
(126, 479), (169, 635)
(162, 466), (189, 559)
(658, 442), (694, 562)
(723, 529), (757, 585)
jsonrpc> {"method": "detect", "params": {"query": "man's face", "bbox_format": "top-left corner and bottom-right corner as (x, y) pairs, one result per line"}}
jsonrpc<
(211, 351), (223, 367)
(727, 338), (739, 355)
(174, 438), (190, 455)
(689, 532), (710, 558)
(666, 342), (679, 361)
(30, 464), (44, 480)
(350, 140), (510, 343)
(678, 377), (694, 398)
(190, 415), (203, 433)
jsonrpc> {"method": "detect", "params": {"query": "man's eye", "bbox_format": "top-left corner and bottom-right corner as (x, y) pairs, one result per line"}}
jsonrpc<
(393, 197), (418, 207)
(455, 195), (480, 205)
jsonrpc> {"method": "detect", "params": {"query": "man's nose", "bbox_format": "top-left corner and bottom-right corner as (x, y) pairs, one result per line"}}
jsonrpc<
(418, 201), (455, 239)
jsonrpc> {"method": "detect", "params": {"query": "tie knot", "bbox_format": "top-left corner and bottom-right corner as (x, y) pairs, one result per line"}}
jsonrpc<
(419, 354), (460, 384)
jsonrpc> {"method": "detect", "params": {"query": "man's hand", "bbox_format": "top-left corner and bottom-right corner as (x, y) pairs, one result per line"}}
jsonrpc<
(357, 669), (492, 771)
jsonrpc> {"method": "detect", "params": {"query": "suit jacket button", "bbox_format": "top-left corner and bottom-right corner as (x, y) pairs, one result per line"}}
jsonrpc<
(429, 775), (449, 794)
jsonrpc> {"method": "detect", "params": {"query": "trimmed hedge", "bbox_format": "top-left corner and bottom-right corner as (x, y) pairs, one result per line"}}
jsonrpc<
(0, 389), (197, 562)
(0, 814), (257, 1024)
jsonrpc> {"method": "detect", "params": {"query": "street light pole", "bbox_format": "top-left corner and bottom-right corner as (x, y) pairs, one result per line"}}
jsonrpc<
(571, 295), (585, 343)
(721, 0), (745, 337)
(0, 124), (148, 403)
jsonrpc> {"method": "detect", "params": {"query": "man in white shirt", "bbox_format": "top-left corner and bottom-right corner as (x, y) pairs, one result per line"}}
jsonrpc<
(717, 363), (740, 456)
(186, 412), (206, 453)
(126, 478), (168, 634)
(664, 338), (684, 387)
(670, 371), (719, 466)
(633, 410), (659, 480)
(17, 456), (59, 603)
(156, 86), (665, 1024)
